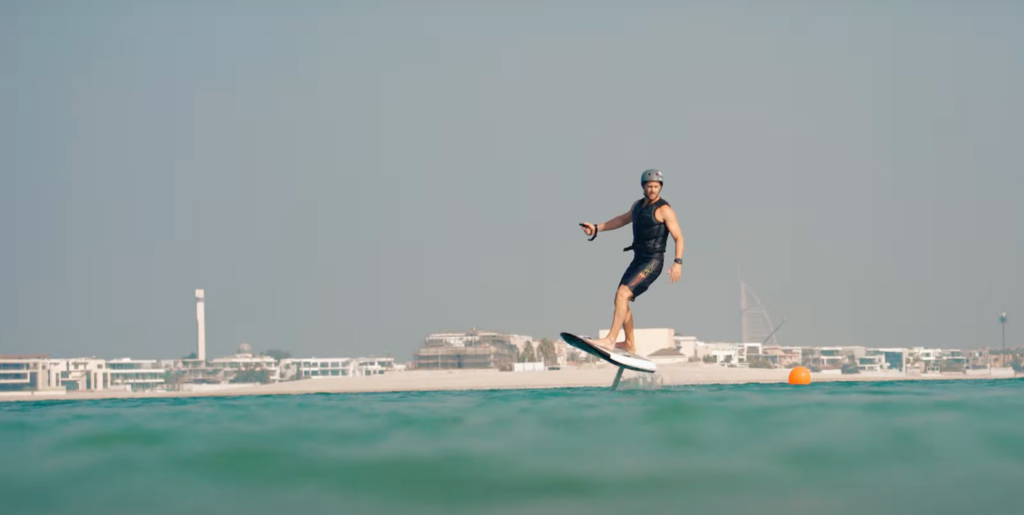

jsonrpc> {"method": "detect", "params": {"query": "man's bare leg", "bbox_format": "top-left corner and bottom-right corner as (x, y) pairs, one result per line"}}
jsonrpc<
(587, 285), (633, 351)
(616, 307), (636, 354)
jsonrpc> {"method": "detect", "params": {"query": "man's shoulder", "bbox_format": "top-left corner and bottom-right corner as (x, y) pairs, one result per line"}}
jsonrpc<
(654, 199), (673, 220)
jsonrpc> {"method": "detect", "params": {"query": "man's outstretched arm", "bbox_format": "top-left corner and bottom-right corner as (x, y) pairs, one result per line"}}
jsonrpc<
(580, 201), (637, 237)
(598, 201), (638, 232)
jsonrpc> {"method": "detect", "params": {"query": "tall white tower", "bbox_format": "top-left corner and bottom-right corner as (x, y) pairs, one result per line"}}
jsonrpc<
(196, 289), (206, 361)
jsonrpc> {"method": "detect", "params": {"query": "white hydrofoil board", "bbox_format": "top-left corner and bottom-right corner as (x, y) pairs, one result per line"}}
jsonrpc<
(560, 332), (656, 374)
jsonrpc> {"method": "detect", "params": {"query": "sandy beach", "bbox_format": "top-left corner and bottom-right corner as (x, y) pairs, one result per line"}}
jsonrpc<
(2, 362), (1016, 403)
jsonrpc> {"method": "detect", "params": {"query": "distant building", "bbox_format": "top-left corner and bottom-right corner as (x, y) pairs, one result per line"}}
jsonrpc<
(905, 347), (966, 374)
(209, 344), (280, 382)
(280, 358), (353, 379)
(423, 332), (478, 348)
(279, 356), (401, 380)
(414, 343), (516, 370)
(3, 356), (168, 394)
(757, 345), (801, 368)
(737, 343), (762, 365)
(0, 355), (57, 394)
(942, 349), (967, 370)
(858, 351), (887, 372)
(162, 358), (222, 386)
(105, 359), (165, 391)
(863, 348), (909, 373)
(740, 276), (780, 346)
(673, 336), (699, 358)
(352, 357), (398, 375)
(801, 346), (867, 370)
(697, 342), (740, 365)
(46, 358), (108, 391)
(648, 347), (688, 364)
(816, 347), (846, 369)
(414, 330), (518, 370)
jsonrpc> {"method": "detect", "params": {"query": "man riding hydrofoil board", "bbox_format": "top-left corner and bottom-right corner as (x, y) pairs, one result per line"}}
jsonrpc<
(578, 169), (685, 354)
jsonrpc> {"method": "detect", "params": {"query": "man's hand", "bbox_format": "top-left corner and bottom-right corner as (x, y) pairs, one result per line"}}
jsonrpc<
(669, 262), (682, 283)
(579, 222), (596, 237)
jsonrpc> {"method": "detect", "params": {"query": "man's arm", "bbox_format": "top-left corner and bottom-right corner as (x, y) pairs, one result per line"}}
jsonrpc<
(597, 201), (638, 232)
(662, 206), (684, 261)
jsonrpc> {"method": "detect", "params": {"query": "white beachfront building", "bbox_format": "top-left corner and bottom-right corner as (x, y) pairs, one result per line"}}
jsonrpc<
(353, 357), (400, 375)
(737, 343), (762, 365)
(279, 358), (353, 379)
(0, 355), (60, 394)
(696, 342), (740, 365)
(105, 358), (165, 391)
(856, 348), (912, 373)
(208, 345), (280, 382)
(279, 356), (403, 380)
(693, 342), (767, 366)
(5, 356), (163, 394)
(906, 347), (967, 373)
(673, 336), (700, 359)
(816, 347), (846, 368)
(857, 351), (887, 373)
(46, 358), (109, 391)
(943, 349), (967, 368)
(755, 345), (803, 368)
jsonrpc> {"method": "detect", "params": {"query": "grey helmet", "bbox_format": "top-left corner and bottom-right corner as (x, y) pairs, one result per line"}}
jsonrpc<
(640, 168), (663, 185)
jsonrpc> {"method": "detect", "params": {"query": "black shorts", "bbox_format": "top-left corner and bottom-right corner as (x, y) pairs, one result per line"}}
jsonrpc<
(619, 254), (664, 301)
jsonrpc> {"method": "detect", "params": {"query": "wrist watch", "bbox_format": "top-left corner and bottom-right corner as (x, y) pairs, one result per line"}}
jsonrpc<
(674, 258), (682, 265)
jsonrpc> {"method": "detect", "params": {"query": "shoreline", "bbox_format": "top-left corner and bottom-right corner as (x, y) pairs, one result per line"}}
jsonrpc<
(1, 363), (1017, 403)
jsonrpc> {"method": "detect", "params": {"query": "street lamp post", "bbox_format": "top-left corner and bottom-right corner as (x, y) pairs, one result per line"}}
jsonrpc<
(1000, 313), (1007, 369)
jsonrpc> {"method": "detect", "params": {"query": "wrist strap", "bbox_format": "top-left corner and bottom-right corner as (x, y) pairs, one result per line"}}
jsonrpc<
(580, 223), (598, 241)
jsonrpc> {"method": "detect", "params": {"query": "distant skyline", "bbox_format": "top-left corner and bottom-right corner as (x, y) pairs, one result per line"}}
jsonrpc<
(2, 1), (1021, 360)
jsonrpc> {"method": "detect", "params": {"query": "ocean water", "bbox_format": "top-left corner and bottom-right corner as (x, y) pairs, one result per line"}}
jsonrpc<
(3, 379), (1024, 515)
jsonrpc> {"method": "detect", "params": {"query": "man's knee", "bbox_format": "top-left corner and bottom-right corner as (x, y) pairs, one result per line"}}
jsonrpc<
(615, 286), (633, 303)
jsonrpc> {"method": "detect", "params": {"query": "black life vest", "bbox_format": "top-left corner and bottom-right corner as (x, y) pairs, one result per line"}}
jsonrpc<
(625, 198), (670, 255)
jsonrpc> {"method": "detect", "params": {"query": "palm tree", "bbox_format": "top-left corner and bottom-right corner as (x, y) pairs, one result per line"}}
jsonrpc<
(521, 342), (537, 363)
(537, 339), (557, 366)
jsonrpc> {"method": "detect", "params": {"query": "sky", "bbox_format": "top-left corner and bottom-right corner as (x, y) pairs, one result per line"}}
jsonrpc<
(1, 0), (1022, 360)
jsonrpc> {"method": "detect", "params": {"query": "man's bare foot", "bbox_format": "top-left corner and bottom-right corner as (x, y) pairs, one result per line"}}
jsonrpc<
(615, 341), (636, 354)
(585, 337), (616, 351)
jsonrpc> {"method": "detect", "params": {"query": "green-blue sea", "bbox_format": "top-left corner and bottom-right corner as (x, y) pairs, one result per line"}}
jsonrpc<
(3, 379), (1024, 515)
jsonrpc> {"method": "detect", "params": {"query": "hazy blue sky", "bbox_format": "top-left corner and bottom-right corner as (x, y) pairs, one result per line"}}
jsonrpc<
(2, 0), (1021, 360)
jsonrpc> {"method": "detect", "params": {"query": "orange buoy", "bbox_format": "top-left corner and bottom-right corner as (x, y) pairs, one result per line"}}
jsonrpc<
(788, 366), (811, 385)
